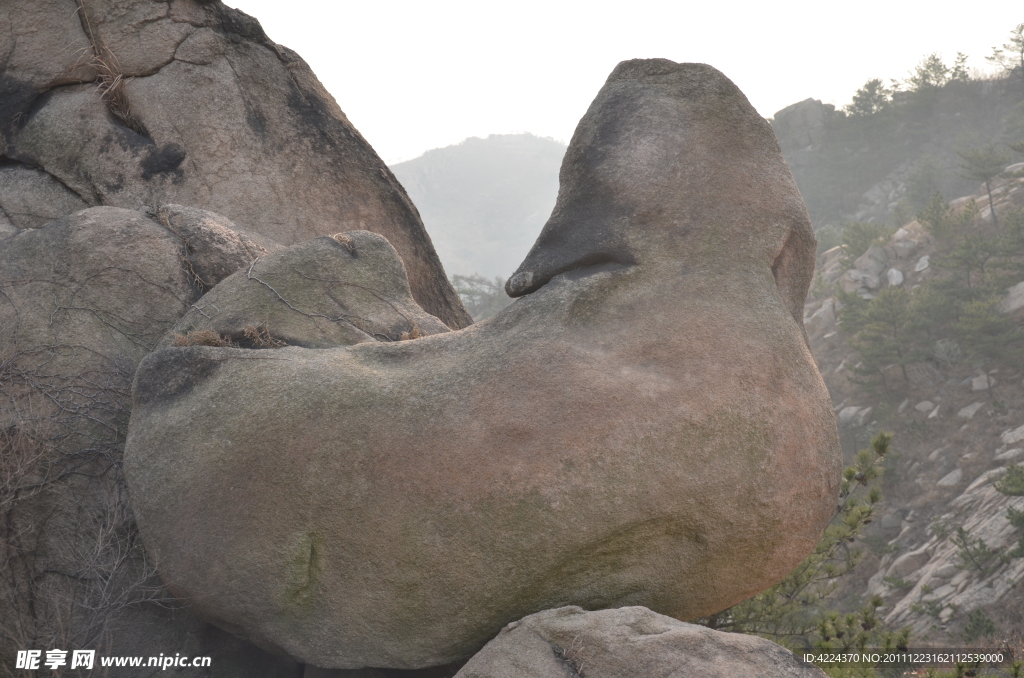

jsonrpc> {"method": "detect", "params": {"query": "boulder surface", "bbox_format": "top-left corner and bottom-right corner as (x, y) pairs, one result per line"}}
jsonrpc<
(454, 606), (827, 678)
(125, 60), (841, 669)
(0, 206), (302, 676)
(0, 0), (469, 329)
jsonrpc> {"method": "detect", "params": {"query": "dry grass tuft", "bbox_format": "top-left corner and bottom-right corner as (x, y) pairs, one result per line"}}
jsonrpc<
(74, 0), (148, 136)
(331, 233), (356, 254)
(242, 323), (286, 348)
(172, 330), (232, 347)
(399, 323), (423, 341)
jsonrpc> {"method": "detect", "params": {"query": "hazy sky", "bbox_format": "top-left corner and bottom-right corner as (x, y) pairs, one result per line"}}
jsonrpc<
(226, 1), (1022, 165)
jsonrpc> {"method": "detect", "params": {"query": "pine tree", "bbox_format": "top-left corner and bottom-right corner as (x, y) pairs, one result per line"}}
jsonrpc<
(846, 288), (925, 392)
(987, 23), (1024, 83)
(955, 298), (1022, 399)
(956, 145), (1011, 227)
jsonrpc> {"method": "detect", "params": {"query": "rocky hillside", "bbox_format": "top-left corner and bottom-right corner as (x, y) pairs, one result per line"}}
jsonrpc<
(390, 134), (565, 279)
(773, 78), (1023, 229)
(804, 163), (1024, 643)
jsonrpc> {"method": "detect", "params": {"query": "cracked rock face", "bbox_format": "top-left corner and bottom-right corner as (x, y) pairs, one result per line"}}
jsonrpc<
(125, 60), (842, 669)
(0, 205), (303, 676)
(454, 606), (827, 678)
(0, 0), (470, 329)
(156, 231), (452, 350)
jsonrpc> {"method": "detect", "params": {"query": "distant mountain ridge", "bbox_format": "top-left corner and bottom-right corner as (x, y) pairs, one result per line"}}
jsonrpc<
(390, 133), (566, 279)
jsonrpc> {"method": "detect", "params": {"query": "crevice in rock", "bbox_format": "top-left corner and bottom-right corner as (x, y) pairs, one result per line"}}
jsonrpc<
(0, 154), (97, 207)
(73, 0), (151, 138)
(549, 637), (585, 678)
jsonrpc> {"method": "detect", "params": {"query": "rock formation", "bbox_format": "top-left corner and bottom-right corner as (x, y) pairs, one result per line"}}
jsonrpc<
(125, 59), (842, 670)
(0, 205), (303, 674)
(0, 0), (469, 329)
(453, 606), (827, 678)
(156, 231), (452, 351)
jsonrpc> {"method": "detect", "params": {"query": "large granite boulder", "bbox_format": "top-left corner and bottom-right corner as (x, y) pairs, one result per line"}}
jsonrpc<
(0, 206), (302, 676)
(454, 606), (827, 678)
(155, 231), (451, 351)
(125, 60), (841, 669)
(0, 0), (469, 329)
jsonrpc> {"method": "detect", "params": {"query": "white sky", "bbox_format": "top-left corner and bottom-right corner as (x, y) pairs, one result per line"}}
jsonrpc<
(226, 1), (1022, 165)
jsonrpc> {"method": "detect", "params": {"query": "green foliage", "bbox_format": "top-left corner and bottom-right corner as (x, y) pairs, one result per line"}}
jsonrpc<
(1007, 506), (1024, 559)
(450, 274), (512, 321)
(906, 158), (946, 214)
(916, 193), (978, 242)
(951, 526), (1009, 576)
(955, 299), (1022, 395)
(957, 145), (1012, 227)
(995, 463), (1024, 496)
(845, 79), (892, 117)
(961, 609), (997, 643)
(841, 222), (892, 269)
(696, 433), (908, 653)
(987, 23), (1024, 82)
(950, 53), (970, 83)
(843, 287), (925, 392)
(817, 224), (843, 255)
(906, 53), (957, 91)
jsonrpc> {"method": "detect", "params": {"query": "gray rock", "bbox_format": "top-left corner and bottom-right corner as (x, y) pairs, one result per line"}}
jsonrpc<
(0, 164), (90, 228)
(0, 0), (469, 329)
(1002, 424), (1024, 445)
(888, 548), (931, 578)
(125, 60), (842, 669)
(880, 513), (903, 530)
(453, 606), (826, 678)
(972, 374), (996, 391)
(854, 244), (888, 276)
(915, 400), (935, 413)
(957, 402), (984, 419)
(157, 231), (451, 350)
(1000, 280), (1024, 322)
(0, 206), (303, 677)
(914, 255), (930, 272)
(938, 469), (963, 487)
(886, 268), (904, 286)
(995, 447), (1023, 461)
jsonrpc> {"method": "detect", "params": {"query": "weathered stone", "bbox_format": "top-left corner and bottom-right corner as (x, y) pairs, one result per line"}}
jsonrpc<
(886, 268), (904, 286)
(915, 400), (935, 413)
(914, 255), (930, 272)
(157, 231), (451, 350)
(1000, 280), (1024, 322)
(1002, 424), (1024, 445)
(125, 60), (841, 669)
(804, 298), (835, 338)
(853, 243), (888, 276)
(0, 164), (90, 228)
(0, 206), (302, 677)
(453, 606), (827, 678)
(150, 204), (281, 289)
(938, 469), (963, 487)
(957, 402), (984, 419)
(995, 447), (1023, 461)
(0, 0), (469, 329)
(888, 548), (931, 578)
(972, 374), (996, 391)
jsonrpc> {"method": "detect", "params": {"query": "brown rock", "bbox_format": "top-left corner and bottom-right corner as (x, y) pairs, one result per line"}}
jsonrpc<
(454, 606), (827, 678)
(0, 0), (469, 329)
(125, 60), (841, 669)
